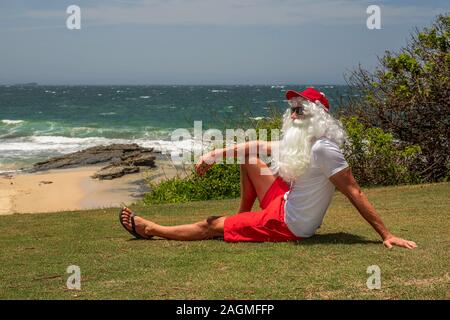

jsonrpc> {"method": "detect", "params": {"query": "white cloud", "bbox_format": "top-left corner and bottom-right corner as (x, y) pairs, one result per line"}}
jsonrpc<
(23, 0), (447, 27)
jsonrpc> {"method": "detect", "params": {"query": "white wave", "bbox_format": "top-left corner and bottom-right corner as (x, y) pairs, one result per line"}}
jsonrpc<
(99, 112), (117, 116)
(0, 135), (211, 163)
(250, 117), (265, 121)
(210, 89), (227, 93)
(0, 169), (23, 174)
(140, 96), (150, 99)
(1, 119), (25, 125)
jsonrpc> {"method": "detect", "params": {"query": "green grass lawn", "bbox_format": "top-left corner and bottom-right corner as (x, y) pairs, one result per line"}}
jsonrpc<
(0, 183), (449, 300)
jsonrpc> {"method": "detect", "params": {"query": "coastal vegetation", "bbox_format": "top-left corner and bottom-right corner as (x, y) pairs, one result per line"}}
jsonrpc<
(340, 14), (449, 182)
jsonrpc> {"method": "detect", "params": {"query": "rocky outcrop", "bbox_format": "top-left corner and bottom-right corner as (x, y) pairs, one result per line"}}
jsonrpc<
(32, 144), (158, 180)
(91, 165), (140, 180)
(120, 152), (156, 167)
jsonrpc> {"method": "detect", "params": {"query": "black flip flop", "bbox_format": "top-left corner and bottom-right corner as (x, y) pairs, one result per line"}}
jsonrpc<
(119, 207), (147, 239)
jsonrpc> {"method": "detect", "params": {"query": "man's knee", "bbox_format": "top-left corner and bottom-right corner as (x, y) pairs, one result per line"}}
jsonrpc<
(201, 216), (225, 239)
(240, 156), (260, 168)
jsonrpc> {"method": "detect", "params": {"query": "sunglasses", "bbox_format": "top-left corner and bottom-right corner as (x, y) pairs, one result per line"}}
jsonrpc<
(290, 106), (305, 115)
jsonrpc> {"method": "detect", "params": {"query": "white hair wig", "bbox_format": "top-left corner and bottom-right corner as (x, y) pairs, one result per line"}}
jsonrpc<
(271, 99), (346, 183)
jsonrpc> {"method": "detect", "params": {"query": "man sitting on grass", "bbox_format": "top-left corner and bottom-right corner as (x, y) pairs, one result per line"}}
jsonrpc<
(119, 88), (417, 249)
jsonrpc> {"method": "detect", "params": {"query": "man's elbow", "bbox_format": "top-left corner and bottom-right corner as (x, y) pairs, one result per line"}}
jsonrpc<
(344, 187), (363, 201)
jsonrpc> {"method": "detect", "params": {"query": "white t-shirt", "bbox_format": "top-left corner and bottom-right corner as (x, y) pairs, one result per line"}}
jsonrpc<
(283, 138), (349, 238)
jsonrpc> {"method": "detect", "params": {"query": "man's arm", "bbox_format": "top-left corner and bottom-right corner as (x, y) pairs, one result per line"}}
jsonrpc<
(214, 140), (278, 159)
(195, 140), (279, 176)
(329, 168), (417, 250)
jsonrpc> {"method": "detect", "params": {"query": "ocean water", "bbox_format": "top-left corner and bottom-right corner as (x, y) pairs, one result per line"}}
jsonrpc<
(0, 85), (349, 172)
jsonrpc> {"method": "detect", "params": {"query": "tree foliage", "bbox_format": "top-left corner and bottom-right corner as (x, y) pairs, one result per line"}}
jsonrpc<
(340, 14), (450, 182)
(341, 117), (422, 186)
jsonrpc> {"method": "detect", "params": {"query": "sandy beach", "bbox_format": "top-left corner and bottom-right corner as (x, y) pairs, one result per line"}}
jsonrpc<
(0, 160), (189, 215)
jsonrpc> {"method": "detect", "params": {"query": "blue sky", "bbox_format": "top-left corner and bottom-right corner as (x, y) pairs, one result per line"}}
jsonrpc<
(0, 0), (448, 85)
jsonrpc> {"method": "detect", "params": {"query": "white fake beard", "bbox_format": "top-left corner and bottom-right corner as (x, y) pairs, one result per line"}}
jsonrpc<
(271, 101), (347, 183)
(273, 115), (315, 183)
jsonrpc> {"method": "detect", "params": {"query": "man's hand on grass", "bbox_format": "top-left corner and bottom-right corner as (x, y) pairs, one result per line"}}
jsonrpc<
(383, 235), (417, 250)
(195, 153), (215, 176)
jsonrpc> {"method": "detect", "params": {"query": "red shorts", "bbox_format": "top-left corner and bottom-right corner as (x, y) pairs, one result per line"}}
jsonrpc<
(224, 177), (302, 242)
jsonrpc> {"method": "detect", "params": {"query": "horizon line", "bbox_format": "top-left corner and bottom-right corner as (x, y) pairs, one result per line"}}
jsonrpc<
(0, 83), (348, 87)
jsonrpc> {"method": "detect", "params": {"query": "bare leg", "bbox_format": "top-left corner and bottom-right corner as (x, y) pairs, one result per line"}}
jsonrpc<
(238, 163), (257, 212)
(237, 157), (277, 213)
(119, 159), (275, 240)
(121, 208), (225, 240)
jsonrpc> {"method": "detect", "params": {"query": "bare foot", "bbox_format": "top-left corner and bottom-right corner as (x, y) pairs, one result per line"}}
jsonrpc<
(120, 207), (155, 239)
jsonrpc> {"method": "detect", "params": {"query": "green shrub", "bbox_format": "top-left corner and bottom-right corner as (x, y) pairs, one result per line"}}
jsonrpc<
(341, 14), (450, 182)
(341, 117), (423, 186)
(144, 163), (241, 204)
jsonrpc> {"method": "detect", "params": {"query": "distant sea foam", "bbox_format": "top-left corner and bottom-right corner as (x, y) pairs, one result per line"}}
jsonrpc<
(1, 119), (25, 125)
(0, 135), (206, 173)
